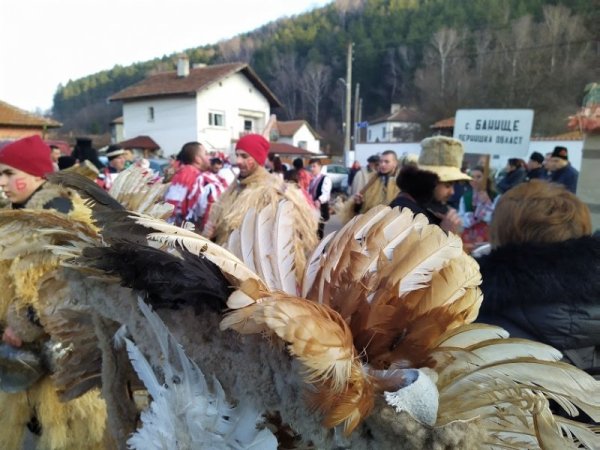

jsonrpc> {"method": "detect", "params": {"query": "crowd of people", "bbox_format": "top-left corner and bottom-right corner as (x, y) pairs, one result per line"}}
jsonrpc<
(0, 131), (596, 448)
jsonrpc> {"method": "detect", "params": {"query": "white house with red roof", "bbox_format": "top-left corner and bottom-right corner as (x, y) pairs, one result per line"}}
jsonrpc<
(274, 120), (321, 154)
(109, 57), (282, 156)
(366, 104), (421, 143)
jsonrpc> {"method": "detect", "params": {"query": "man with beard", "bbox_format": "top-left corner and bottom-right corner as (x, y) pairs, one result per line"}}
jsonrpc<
(204, 134), (317, 280)
(390, 136), (469, 234)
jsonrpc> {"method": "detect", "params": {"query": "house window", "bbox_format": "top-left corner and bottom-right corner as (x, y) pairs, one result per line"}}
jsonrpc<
(368, 130), (372, 141)
(381, 128), (386, 139)
(243, 119), (253, 131)
(148, 107), (155, 122)
(392, 127), (402, 139)
(209, 111), (225, 127)
(298, 140), (307, 149)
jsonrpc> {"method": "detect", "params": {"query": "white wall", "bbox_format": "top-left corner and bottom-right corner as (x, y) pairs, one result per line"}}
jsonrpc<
(355, 140), (583, 171)
(123, 97), (197, 156)
(196, 72), (270, 154)
(366, 121), (420, 143)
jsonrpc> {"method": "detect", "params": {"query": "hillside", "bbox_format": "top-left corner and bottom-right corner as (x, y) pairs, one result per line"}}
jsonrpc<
(51, 0), (598, 151)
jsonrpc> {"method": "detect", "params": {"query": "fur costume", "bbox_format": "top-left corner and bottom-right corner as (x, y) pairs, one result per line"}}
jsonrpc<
(206, 166), (318, 280)
(0, 183), (108, 450)
(339, 171), (399, 223)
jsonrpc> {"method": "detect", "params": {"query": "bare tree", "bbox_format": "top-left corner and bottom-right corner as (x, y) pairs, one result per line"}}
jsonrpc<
(299, 63), (332, 128)
(430, 28), (462, 100)
(268, 52), (302, 119)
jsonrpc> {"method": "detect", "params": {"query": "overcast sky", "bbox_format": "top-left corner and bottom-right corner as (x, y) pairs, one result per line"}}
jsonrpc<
(0, 0), (331, 112)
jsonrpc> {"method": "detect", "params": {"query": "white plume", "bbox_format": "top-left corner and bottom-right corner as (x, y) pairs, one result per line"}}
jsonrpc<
(126, 299), (277, 450)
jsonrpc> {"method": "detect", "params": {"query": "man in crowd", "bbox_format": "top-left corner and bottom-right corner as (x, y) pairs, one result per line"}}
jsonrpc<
(164, 141), (226, 231)
(548, 146), (579, 193)
(343, 150), (399, 222)
(350, 154), (379, 195)
(390, 136), (469, 234)
(101, 144), (127, 190)
(204, 133), (317, 281)
(49, 144), (62, 171)
(0, 135), (108, 449)
(308, 158), (332, 239)
(526, 151), (548, 180)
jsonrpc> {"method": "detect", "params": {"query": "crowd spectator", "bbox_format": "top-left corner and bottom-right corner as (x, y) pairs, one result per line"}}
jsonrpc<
(548, 145), (579, 193)
(496, 158), (527, 193)
(350, 154), (379, 195)
(71, 137), (104, 170)
(49, 144), (62, 171)
(477, 180), (599, 375)
(344, 150), (398, 222)
(292, 158), (312, 191)
(101, 145), (126, 190)
(347, 160), (361, 189)
(458, 166), (497, 249)
(308, 158), (332, 239)
(526, 151), (548, 180)
(391, 136), (470, 234)
(164, 141), (226, 231)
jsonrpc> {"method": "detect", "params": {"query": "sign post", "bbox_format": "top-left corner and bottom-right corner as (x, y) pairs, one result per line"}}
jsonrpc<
(453, 109), (534, 169)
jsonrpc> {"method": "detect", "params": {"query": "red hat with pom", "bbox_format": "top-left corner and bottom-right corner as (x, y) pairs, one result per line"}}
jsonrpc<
(235, 134), (270, 166)
(0, 135), (54, 177)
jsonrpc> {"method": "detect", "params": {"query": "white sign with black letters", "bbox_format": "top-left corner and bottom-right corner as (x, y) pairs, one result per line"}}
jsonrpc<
(453, 109), (534, 160)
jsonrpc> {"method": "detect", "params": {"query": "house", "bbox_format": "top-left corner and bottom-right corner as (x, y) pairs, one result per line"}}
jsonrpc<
(0, 100), (61, 140)
(274, 120), (321, 154)
(110, 116), (124, 143)
(109, 57), (282, 156)
(430, 117), (455, 137)
(366, 104), (421, 143)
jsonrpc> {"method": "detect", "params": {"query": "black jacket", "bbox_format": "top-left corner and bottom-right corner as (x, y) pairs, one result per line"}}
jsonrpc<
(477, 235), (600, 372)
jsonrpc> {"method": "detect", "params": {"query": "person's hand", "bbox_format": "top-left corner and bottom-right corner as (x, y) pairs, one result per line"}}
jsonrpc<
(434, 208), (462, 234)
(354, 193), (363, 205)
(2, 326), (23, 347)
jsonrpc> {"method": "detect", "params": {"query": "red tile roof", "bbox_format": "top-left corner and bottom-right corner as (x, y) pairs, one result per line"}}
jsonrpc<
(109, 62), (282, 107)
(269, 142), (320, 156)
(531, 130), (584, 141)
(0, 100), (61, 128)
(369, 108), (421, 125)
(117, 135), (160, 150)
(430, 117), (455, 129)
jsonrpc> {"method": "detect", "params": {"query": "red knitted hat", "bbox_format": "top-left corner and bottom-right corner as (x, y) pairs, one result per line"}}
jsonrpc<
(0, 135), (54, 177)
(235, 134), (270, 166)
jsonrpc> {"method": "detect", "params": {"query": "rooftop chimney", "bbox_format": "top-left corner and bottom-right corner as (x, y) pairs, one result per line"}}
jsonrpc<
(177, 55), (190, 78)
(391, 103), (402, 114)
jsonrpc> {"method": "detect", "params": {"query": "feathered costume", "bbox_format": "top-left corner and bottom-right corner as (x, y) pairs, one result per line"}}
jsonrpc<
(0, 183), (108, 450)
(0, 167), (171, 450)
(2, 171), (599, 449)
(206, 166), (318, 280)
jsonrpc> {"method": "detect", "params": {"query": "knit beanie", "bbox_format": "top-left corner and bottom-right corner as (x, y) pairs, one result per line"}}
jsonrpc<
(0, 135), (54, 177)
(529, 151), (544, 164)
(235, 134), (269, 166)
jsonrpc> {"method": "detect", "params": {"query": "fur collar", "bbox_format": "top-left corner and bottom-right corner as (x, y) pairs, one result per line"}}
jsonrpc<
(478, 235), (600, 313)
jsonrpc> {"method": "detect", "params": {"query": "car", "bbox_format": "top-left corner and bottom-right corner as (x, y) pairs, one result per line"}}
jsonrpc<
(321, 164), (349, 192)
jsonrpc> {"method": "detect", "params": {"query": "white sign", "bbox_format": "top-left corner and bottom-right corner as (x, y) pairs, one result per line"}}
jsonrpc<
(453, 109), (534, 160)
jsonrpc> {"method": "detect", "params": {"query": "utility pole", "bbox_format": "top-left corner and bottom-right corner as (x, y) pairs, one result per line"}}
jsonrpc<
(343, 42), (353, 167)
(353, 82), (360, 150)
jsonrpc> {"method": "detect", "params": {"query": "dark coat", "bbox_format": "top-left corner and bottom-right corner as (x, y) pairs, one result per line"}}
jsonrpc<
(526, 167), (548, 180)
(477, 235), (600, 372)
(497, 167), (527, 193)
(550, 163), (579, 193)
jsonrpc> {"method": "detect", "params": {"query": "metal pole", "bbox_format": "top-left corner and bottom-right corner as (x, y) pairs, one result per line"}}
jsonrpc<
(344, 42), (353, 167)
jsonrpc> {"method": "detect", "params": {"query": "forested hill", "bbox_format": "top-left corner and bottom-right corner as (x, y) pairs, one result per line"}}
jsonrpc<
(52, 0), (598, 145)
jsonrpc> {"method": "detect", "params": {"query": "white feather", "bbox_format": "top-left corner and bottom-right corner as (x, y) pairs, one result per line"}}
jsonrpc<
(127, 299), (277, 450)
(253, 206), (278, 290)
(273, 200), (298, 295)
(301, 231), (335, 298)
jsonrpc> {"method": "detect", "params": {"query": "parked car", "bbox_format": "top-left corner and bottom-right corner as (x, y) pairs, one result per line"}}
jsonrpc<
(321, 164), (349, 192)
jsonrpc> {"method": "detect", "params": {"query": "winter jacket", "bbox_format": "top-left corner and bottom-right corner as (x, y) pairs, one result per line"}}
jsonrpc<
(496, 167), (527, 193)
(477, 235), (600, 373)
(550, 163), (579, 193)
